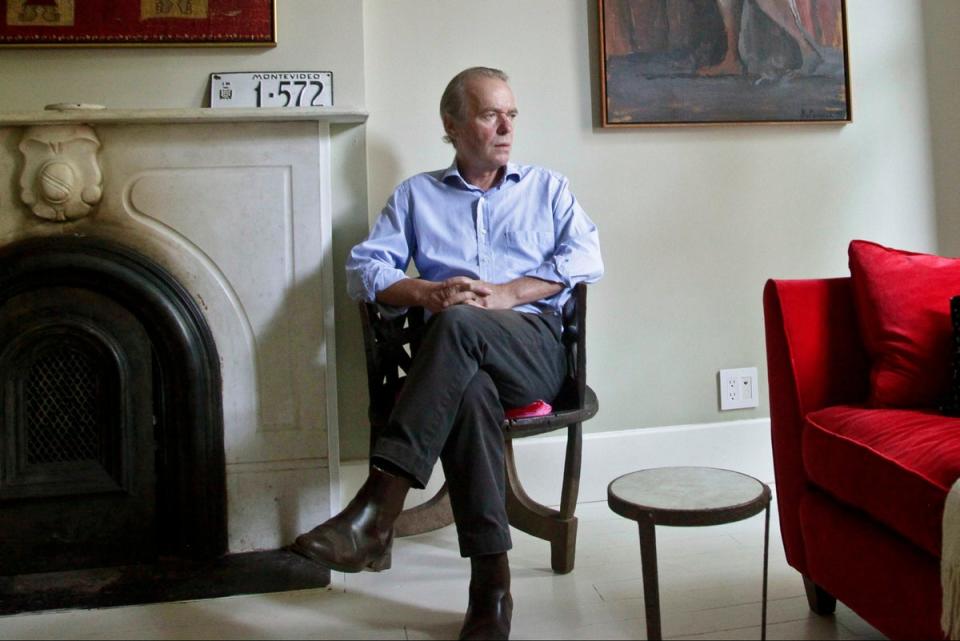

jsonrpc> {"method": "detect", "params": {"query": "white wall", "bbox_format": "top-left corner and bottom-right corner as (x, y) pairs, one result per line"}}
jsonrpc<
(0, 0), (365, 110)
(0, 0), (946, 461)
(924, 1), (960, 256)
(358, 0), (937, 458)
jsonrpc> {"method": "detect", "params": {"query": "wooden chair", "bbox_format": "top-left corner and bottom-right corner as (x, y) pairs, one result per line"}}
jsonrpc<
(359, 282), (597, 574)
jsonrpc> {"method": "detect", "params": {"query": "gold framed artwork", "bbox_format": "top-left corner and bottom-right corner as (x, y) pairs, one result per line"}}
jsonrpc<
(599, 0), (851, 126)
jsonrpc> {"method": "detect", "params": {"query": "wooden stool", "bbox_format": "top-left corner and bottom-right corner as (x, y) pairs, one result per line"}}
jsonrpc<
(607, 466), (772, 640)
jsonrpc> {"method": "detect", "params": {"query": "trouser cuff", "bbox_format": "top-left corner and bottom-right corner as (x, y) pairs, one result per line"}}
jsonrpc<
(370, 437), (433, 489)
(458, 528), (513, 558)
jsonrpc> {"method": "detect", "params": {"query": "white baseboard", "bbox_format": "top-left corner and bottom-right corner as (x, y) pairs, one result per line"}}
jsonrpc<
(339, 418), (773, 511)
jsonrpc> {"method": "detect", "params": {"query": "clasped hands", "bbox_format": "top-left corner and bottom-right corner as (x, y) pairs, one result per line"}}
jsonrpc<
(420, 277), (515, 314)
(379, 275), (560, 314)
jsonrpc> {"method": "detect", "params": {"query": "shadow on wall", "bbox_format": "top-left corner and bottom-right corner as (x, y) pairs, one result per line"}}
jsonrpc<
(328, 134), (408, 463)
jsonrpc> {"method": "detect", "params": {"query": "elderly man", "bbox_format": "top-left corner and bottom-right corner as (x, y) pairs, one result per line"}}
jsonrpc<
(292, 67), (603, 640)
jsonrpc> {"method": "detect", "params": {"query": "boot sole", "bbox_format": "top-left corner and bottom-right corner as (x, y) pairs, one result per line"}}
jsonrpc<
(288, 542), (392, 573)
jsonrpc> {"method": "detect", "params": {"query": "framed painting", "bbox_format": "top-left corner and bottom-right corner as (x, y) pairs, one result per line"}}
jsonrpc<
(599, 0), (851, 126)
(0, 0), (276, 47)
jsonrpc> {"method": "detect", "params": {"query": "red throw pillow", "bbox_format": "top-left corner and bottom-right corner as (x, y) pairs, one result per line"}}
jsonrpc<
(849, 240), (960, 408)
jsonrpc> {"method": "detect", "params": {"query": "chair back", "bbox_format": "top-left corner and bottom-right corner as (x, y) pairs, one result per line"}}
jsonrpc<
(358, 303), (424, 449)
(561, 282), (588, 408)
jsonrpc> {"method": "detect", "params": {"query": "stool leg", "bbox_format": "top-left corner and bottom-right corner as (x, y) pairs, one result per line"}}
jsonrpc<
(762, 503), (770, 641)
(638, 516), (661, 641)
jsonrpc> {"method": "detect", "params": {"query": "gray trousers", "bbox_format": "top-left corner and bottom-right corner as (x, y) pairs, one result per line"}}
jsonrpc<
(371, 305), (567, 557)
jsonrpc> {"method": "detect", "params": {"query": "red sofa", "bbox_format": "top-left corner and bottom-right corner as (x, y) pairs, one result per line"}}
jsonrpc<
(764, 276), (958, 640)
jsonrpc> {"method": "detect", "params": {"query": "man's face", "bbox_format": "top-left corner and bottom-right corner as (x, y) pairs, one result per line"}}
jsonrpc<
(446, 77), (517, 174)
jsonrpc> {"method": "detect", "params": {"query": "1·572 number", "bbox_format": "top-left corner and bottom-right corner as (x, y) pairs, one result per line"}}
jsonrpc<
(255, 80), (325, 107)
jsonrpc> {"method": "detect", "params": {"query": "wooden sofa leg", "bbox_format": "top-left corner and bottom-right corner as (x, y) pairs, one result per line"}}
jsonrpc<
(803, 576), (837, 615)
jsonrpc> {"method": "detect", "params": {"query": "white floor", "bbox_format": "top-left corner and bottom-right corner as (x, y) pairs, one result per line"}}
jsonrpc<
(0, 497), (886, 640)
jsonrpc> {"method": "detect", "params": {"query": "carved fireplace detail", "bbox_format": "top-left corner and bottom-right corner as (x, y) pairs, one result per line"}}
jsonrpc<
(18, 125), (103, 222)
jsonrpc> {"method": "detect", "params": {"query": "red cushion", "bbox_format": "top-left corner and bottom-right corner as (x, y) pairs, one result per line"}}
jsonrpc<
(848, 239), (960, 408)
(803, 405), (960, 557)
(505, 399), (553, 420)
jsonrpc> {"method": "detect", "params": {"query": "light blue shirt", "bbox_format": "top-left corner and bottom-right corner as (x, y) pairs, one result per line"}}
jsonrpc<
(346, 162), (604, 316)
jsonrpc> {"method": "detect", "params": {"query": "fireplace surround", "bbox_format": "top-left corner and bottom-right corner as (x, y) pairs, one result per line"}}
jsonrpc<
(0, 105), (367, 608)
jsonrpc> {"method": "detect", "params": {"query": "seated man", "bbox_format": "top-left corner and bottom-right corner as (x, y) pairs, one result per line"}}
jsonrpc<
(292, 66), (603, 641)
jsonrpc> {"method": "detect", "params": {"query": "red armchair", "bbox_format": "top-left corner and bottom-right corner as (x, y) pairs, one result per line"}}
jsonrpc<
(764, 277), (952, 640)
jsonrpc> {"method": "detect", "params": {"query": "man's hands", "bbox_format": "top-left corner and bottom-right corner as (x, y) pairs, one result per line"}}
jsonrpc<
(378, 277), (562, 314)
(421, 277), (496, 313)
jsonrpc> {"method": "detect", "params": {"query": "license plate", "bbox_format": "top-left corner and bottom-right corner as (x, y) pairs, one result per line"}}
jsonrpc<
(210, 72), (333, 108)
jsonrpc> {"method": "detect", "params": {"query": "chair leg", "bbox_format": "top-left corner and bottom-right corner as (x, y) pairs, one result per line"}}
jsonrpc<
(558, 423), (583, 519)
(802, 575), (837, 615)
(504, 425), (582, 574)
(548, 517), (578, 574)
(394, 481), (454, 537)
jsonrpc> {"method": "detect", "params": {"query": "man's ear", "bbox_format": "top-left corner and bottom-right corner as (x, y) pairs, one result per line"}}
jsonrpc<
(442, 114), (457, 144)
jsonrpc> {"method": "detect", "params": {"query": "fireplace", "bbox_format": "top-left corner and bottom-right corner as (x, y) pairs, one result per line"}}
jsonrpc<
(0, 105), (366, 609)
(0, 236), (225, 576)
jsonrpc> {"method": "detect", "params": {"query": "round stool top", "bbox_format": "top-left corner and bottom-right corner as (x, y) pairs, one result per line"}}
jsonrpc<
(607, 466), (771, 527)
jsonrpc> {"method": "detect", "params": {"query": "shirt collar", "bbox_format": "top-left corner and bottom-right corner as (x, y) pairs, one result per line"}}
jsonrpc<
(441, 161), (521, 191)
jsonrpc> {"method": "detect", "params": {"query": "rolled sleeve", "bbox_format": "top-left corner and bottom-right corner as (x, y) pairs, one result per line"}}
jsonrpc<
(345, 184), (416, 303)
(347, 260), (408, 303)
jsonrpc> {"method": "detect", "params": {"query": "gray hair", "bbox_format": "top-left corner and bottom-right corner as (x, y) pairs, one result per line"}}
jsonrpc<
(440, 67), (509, 144)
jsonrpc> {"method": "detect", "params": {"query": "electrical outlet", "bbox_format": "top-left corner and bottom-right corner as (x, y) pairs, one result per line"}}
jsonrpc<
(719, 367), (759, 410)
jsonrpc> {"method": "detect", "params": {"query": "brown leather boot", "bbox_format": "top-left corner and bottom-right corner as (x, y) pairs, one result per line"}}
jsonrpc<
(291, 464), (411, 573)
(459, 553), (512, 640)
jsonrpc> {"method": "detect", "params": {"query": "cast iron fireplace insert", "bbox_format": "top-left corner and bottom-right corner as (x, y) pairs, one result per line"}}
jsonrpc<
(0, 234), (227, 568)
(0, 236), (227, 605)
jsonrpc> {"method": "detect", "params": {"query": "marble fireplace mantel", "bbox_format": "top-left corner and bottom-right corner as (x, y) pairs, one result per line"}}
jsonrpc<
(0, 105), (368, 126)
(0, 105), (367, 554)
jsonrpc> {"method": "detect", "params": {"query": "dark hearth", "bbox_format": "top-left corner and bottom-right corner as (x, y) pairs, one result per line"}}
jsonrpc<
(0, 236), (236, 605)
(0, 549), (329, 615)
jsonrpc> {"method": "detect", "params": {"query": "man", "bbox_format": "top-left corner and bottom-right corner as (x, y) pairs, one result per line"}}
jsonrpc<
(292, 67), (603, 641)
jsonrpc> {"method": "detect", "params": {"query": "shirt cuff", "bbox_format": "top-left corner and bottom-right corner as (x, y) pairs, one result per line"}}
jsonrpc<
(527, 259), (570, 288)
(367, 268), (409, 302)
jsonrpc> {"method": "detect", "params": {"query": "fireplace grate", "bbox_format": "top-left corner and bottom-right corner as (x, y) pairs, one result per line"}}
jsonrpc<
(24, 347), (101, 465)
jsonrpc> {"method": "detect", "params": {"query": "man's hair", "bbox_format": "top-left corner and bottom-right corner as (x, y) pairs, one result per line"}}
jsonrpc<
(440, 66), (509, 145)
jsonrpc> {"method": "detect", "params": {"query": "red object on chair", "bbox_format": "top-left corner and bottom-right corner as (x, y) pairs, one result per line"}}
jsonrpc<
(504, 400), (553, 420)
(764, 276), (951, 640)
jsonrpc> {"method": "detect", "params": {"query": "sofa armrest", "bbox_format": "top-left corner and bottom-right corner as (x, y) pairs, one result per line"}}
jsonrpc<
(764, 278), (869, 415)
(762, 277), (870, 571)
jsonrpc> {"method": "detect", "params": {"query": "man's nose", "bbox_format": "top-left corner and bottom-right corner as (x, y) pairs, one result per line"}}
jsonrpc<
(497, 115), (513, 134)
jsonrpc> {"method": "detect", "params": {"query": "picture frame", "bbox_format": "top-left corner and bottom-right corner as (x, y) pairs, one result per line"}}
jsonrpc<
(599, 0), (851, 126)
(0, 0), (276, 47)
